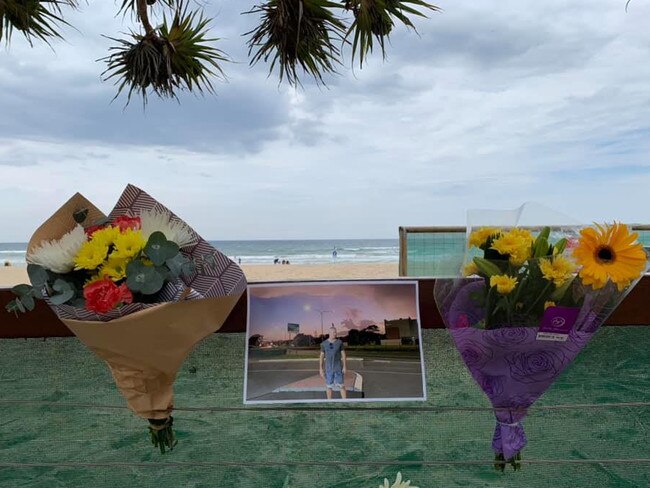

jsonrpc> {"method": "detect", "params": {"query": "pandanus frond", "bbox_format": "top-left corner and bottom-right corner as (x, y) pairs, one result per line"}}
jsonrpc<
(344, 0), (439, 68)
(101, 3), (228, 106)
(0, 0), (78, 45)
(245, 0), (346, 86)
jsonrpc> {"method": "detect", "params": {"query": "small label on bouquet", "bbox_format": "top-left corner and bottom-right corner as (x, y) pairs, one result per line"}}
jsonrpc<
(536, 306), (580, 342)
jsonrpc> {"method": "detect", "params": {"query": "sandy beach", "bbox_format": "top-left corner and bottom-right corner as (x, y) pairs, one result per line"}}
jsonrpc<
(0, 263), (399, 288)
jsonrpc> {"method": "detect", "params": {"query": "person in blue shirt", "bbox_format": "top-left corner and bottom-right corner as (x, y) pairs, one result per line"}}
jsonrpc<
(319, 326), (347, 399)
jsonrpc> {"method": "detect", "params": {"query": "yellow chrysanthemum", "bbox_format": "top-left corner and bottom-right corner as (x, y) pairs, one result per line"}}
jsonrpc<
(491, 230), (531, 265)
(544, 301), (556, 310)
(90, 226), (121, 248)
(111, 229), (146, 260)
(509, 246), (531, 266)
(509, 228), (535, 244)
(468, 227), (501, 249)
(573, 223), (647, 291)
(100, 257), (129, 281)
(74, 239), (109, 270)
(462, 261), (479, 276)
(539, 256), (577, 287)
(490, 274), (518, 295)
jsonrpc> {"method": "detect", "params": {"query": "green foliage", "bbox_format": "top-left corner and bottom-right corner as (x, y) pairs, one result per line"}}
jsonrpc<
(4, 0), (439, 100)
(102, 3), (228, 106)
(144, 231), (179, 265)
(246, 0), (346, 86)
(344, 0), (439, 68)
(165, 253), (194, 278)
(473, 257), (501, 277)
(50, 278), (75, 305)
(0, 0), (77, 45)
(126, 260), (166, 295)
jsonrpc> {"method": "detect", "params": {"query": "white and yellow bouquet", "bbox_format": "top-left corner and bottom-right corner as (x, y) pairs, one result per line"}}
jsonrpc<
(5, 185), (246, 452)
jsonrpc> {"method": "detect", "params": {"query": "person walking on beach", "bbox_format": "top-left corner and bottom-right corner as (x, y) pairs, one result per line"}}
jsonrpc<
(319, 326), (347, 400)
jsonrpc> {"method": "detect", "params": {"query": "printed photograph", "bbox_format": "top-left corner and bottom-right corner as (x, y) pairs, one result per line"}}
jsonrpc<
(244, 281), (426, 404)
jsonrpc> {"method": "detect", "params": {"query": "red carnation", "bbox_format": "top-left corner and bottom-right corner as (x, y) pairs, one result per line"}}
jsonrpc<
(113, 215), (141, 232)
(84, 224), (105, 238)
(84, 278), (134, 314)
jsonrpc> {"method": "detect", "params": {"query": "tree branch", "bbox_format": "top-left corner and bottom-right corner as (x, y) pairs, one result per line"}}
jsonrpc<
(136, 0), (155, 36)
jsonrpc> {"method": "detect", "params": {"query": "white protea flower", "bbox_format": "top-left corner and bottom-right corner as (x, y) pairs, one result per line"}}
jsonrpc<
(380, 472), (417, 488)
(139, 209), (197, 248)
(27, 225), (86, 273)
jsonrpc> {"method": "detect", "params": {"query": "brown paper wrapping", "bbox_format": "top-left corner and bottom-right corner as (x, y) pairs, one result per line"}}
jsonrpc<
(26, 185), (247, 421)
(62, 294), (240, 419)
(27, 193), (105, 256)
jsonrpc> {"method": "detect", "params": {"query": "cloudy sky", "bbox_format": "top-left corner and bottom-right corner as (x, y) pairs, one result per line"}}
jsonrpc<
(249, 283), (418, 340)
(1, 0), (649, 241)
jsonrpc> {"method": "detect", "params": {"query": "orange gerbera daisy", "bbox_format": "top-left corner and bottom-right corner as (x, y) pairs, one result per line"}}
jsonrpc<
(573, 223), (647, 291)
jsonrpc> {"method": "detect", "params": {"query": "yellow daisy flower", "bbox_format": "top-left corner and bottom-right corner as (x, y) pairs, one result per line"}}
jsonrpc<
(468, 227), (501, 249)
(74, 240), (109, 270)
(573, 223), (647, 291)
(539, 256), (577, 287)
(509, 228), (535, 244)
(100, 257), (129, 281)
(544, 301), (556, 310)
(509, 246), (531, 266)
(490, 274), (518, 295)
(90, 226), (121, 248)
(491, 232), (527, 256)
(111, 229), (146, 260)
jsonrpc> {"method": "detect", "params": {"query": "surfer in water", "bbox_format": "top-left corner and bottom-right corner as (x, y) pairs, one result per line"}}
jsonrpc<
(332, 246), (338, 259)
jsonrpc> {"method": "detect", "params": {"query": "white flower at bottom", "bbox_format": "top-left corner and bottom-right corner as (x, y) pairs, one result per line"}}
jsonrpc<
(139, 209), (197, 248)
(27, 225), (86, 273)
(380, 472), (417, 488)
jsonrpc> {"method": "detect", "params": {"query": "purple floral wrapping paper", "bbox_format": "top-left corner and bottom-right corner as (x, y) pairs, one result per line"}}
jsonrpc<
(439, 280), (597, 460)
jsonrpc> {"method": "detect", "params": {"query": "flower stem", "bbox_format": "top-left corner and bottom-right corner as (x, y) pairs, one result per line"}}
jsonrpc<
(525, 281), (552, 315)
(148, 416), (177, 454)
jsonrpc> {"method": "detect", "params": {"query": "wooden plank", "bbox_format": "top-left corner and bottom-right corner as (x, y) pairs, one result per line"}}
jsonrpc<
(2, 276), (649, 338)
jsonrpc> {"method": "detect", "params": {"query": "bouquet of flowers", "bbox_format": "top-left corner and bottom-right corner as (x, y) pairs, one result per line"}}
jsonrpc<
(434, 213), (647, 470)
(5, 185), (246, 452)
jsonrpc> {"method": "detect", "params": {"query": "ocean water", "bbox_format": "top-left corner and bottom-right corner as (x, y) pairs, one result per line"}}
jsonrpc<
(0, 239), (400, 267)
(5, 230), (649, 272)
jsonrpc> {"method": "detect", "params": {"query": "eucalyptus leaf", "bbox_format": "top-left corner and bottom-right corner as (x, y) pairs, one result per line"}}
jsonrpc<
(27, 264), (49, 288)
(166, 253), (191, 278)
(145, 232), (180, 266)
(21, 294), (36, 311)
(5, 299), (22, 314)
(70, 297), (86, 308)
(126, 260), (165, 295)
(181, 260), (195, 277)
(11, 284), (33, 297)
(50, 279), (75, 305)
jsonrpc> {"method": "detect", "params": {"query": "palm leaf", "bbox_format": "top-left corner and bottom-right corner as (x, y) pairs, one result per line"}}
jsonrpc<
(245, 0), (346, 86)
(101, 2), (228, 107)
(0, 0), (78, 45)
(343, 0), (439, 68)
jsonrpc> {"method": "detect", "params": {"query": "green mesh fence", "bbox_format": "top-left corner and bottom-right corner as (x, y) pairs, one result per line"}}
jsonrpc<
(404, 229), (650, 277)
(1, 328), (649, 487)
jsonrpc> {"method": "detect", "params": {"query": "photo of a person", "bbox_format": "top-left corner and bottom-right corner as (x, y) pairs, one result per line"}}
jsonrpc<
(244, 280), (426, 404)
(320, 327), (347, 399)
